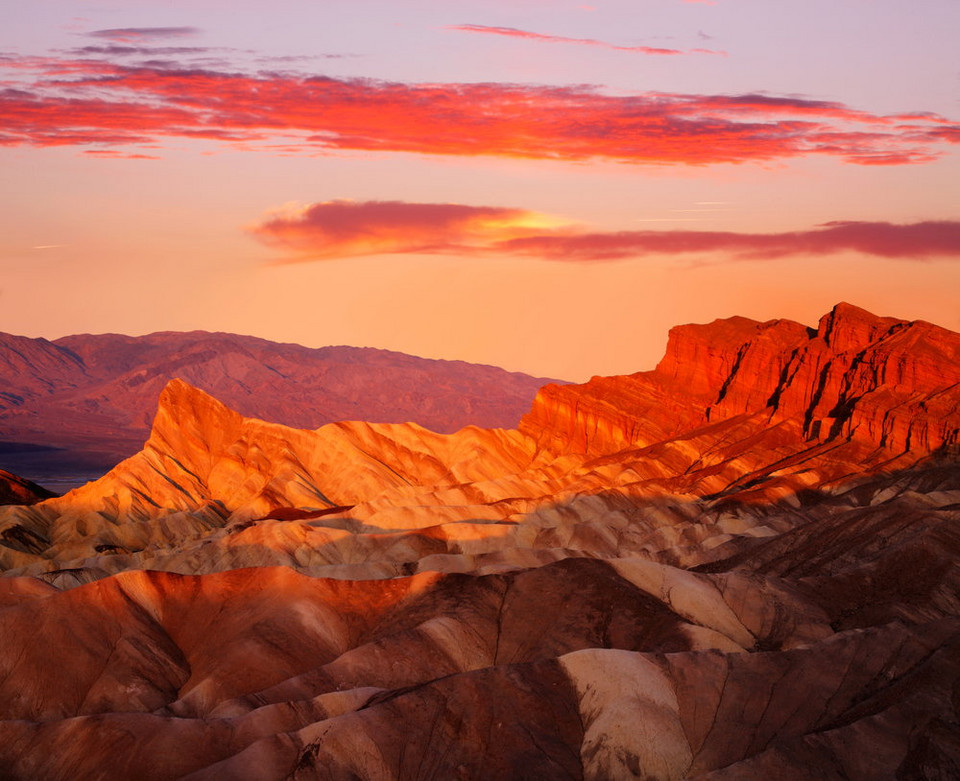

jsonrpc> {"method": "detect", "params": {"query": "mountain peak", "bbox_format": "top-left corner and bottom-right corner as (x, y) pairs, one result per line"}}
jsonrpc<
(147, 378), (244, 458)
(158, 376), (216, 406)
(816, 301), (904, 353)
(154, 377), (234, 419)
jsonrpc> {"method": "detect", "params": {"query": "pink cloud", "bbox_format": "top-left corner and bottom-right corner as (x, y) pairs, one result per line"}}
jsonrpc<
(497, 220), (960, 261)
(0, 56), (957, 166)
(81, 149), (160, 159)
(447, 24), (725, 56)
(69, 45), (212, 57)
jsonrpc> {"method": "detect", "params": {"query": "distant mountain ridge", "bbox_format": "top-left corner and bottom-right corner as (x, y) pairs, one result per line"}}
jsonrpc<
(0, 330), (563, 485)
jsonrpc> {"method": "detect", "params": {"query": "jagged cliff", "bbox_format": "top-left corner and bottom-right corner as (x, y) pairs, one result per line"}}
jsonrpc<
(521, 302), (960, 456)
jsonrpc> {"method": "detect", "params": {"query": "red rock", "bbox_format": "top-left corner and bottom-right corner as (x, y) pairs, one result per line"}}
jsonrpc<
(521, 302), (960, 457)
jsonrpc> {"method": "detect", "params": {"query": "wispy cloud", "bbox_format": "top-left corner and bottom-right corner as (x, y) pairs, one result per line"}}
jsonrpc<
(68, 45), (212, 57)
(447, 24), (725, 56)
(85, 27), (201, 43)
(0, 55), (957, 166)
(249, 201), (960, 263)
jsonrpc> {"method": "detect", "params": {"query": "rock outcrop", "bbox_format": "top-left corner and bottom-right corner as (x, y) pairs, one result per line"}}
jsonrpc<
(0, 303), (958, 780)
(657, 301), (960, 451)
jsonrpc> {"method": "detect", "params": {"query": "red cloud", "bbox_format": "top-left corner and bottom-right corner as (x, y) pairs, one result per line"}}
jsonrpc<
(249, 202), (960, 263)
(1, 56), (958, 166)
(249, 200), (558, 260)
(447, 24), (725, 56)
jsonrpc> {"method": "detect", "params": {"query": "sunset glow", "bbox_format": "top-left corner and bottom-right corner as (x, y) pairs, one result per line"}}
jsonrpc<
(2, 0), (959, 380)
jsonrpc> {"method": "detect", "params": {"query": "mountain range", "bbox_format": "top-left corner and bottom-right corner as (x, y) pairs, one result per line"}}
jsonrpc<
(0, 331), (559, 488)
(0, 302), (957, 779)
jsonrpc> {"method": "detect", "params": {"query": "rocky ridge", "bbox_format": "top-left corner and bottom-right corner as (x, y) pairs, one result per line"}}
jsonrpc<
(523, 302), (959, 457)
(0, 330), (560, 484)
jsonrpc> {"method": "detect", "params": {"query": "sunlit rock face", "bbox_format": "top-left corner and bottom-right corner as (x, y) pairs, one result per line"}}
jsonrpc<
(525, 301), (960, 457)
(1, 304), (958, 780)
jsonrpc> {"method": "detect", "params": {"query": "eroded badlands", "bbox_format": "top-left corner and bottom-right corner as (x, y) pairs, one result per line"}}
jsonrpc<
(0, 303), (958, 779)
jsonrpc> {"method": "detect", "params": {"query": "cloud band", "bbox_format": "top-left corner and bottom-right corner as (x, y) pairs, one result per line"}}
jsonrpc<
(249, 201), (960, 263)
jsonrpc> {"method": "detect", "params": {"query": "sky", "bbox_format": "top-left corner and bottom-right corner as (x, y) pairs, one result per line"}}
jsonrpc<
(2, 0), (959, 381)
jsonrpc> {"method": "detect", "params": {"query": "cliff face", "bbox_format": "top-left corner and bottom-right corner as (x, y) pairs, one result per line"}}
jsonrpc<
(693, 302), (960, 452)
(522, 302), (960, 456)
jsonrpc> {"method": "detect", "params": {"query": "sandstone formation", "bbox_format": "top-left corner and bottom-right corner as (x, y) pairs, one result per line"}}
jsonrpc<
(0, 303), (957, 779)
(0, 330), (560, 486)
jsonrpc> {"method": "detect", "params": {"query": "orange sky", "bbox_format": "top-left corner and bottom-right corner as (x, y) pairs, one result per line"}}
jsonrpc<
(2, 1), (959, 380)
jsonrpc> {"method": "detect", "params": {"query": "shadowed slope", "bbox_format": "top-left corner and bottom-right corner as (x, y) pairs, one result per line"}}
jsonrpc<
(0, 469), (55, 506)
(0, 562), (954, 779)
